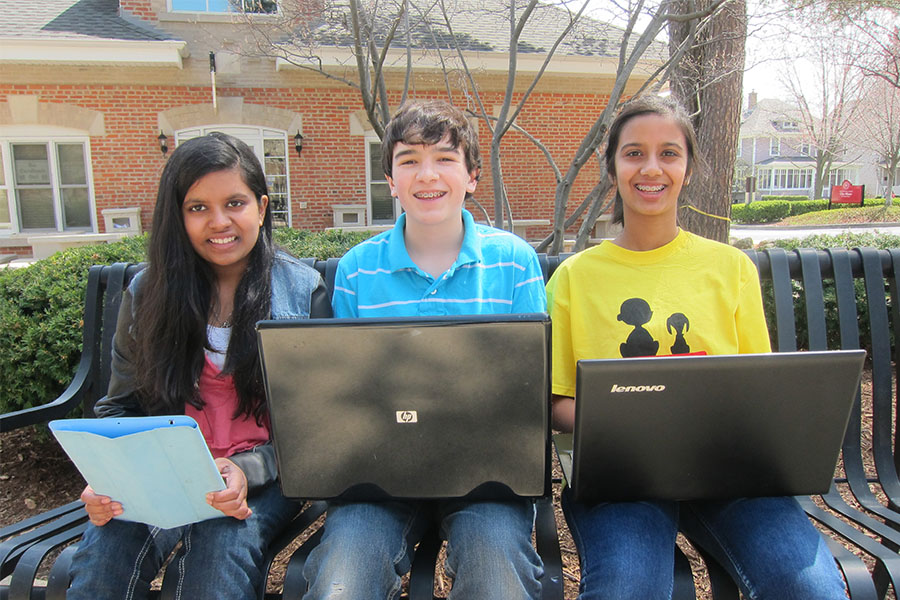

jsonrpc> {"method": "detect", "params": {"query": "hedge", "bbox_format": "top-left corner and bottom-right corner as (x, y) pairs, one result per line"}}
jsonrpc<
(760, 232), (900, 355)
(761, 195), (811, 202)
(730, 198), (883, 224)
(0, 229), (376, 415)
(731, 200), (791, 223)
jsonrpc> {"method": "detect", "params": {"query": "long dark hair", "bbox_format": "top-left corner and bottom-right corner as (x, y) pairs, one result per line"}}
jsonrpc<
(133, 132), (274, 423)
(605, 95), (700, 225)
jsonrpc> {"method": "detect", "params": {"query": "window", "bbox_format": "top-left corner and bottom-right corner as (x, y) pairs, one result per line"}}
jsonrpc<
(769, 138), (781, 156)
(800, 142), (811, 156)
(772, 168), (814, 190)
(0, 146), (10, 230)
(736, 140), (742, 159)
(170, 0), (277, 13)
(1, 140), (93, 232)
(176, 126), (291, 227)
(367, 139), (397, 224)
(828, 169), (857, 188)
(756, 167), (815, 191)
(262, 137), (289, 228)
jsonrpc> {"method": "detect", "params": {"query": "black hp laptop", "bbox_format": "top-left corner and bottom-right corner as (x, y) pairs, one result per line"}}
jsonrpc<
(555, 350), (866, 502)
(258, 314), (550, 501)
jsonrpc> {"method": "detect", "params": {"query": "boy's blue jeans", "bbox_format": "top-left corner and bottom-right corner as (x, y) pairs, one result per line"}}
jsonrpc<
(67, 483), (299, 600)
(302, 498), (543, 600)
(562, 489), (848, 600)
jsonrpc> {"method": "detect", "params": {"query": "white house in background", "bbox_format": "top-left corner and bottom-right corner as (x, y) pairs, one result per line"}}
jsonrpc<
(734, 93), (875, 200)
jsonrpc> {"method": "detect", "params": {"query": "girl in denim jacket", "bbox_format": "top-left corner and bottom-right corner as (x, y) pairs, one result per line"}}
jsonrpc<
(68, 133), (330, 599)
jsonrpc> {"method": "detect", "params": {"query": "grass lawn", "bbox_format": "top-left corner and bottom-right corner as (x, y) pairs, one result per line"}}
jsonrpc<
(777, 204), (900, 226)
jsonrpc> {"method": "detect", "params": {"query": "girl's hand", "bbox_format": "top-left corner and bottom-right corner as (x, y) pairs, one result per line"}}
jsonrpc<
(81, 485), (123, 527)
(207, 458), (252, 520)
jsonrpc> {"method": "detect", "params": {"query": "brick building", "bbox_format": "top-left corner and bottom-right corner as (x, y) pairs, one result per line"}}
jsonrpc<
(0, 0), (659, 257)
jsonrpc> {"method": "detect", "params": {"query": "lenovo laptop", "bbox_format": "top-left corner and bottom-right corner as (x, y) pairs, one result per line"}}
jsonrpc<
(258, 314), (551, 501)
(555, 350), (866, 503)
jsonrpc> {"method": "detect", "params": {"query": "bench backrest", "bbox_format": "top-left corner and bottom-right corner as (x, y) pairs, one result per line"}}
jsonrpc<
(21, 248), (900, 486)
(745, 247), (900, 505)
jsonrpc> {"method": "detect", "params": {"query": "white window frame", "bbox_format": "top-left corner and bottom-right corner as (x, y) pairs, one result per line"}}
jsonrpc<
(0, 144), (11, 231)
(771, 168), (814, 190)
(168, 0), (278, 13)
(175, 125), (292, 227)
(366, 136), (399, 225)
(757, 168), (772, 190)
(828, 169), (858, 188)
(769, 137), (781, 156)
(0, 135), (96, 234)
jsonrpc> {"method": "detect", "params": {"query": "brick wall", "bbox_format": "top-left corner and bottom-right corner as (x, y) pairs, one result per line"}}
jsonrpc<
(118, 0), (157, 22)
(1, 83), (607, 237)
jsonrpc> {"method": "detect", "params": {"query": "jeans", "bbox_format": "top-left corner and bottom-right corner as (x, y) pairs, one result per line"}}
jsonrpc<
(302, 498), (543, 600)
(562, 489), (848, 600)
(67, 483), (300, 600)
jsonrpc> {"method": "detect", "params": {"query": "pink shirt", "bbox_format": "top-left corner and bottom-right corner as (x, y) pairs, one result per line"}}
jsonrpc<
(184, 356), (270, 459)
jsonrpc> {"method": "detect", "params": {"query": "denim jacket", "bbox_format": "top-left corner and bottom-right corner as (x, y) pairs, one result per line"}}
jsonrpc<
(94, 251), (331, 492)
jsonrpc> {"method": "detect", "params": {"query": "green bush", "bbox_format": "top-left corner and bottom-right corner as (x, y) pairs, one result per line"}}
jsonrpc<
(273, 228), (376, 259)
(733, 197), (888, 224)
(786, 199), (829, 216)
(759, 233), (899, 355)
(0, 229), (378, 415)
(761, 195), (811, 202)
(0, 235), (148, 415)
(730, 203), (750, 223)
(731, 200), (791, 223)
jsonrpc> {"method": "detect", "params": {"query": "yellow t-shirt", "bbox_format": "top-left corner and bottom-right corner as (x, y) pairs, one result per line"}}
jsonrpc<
(546, 230), (771, 398)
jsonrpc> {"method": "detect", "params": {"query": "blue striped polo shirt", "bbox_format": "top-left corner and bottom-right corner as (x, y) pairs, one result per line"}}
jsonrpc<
(332, 209), (547, 317)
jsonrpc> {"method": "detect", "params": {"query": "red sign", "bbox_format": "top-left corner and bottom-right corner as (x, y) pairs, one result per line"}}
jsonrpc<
(830, 180), (864, 206)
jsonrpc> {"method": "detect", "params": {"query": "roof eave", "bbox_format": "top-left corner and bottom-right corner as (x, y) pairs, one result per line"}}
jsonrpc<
(0, 38), (188, 68)
(275, 46), (640, 77)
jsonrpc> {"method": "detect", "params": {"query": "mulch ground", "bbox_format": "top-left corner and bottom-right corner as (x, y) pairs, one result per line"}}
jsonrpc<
(0, 367), (894, 598)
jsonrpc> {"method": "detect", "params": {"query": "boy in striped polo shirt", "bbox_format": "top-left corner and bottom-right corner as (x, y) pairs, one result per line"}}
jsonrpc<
(303, 100), (546, 599)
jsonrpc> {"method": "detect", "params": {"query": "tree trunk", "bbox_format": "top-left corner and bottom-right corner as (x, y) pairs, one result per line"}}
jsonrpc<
(669, 0), (746, 243)
(887, 155), (898, 207)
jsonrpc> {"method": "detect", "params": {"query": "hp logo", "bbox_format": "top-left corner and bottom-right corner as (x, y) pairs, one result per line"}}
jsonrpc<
(396, 410), (418, 423)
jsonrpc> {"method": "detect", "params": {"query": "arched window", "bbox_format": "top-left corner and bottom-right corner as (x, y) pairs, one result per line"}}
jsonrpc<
(176, 126), (291, 227)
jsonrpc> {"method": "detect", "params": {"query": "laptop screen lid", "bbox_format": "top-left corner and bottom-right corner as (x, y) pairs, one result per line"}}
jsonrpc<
(257, 313), (550, 501)
(559, 350), (865, 503)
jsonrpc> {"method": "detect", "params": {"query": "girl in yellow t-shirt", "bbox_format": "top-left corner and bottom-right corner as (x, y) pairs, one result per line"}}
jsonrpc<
(546, 95), (847, 600)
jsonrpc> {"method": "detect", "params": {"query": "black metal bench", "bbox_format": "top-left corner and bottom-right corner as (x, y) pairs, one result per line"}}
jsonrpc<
(747, 247), (900, 600)
(0, 259), (561, 600)
(539, 248), (900, 600)
(3, 247), (899, 599)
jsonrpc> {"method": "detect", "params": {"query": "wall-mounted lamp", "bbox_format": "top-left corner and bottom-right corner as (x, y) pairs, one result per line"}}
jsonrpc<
(294, 132), (304, 157)
(158, 131), (169, 156)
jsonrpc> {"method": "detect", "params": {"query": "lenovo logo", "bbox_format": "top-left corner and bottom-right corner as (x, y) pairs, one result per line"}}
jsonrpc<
(610, 384), (666, 393)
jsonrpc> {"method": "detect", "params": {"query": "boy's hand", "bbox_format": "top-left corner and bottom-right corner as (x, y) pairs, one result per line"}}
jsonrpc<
(81, 485), (123, 526)
(207, 458), (252, 520)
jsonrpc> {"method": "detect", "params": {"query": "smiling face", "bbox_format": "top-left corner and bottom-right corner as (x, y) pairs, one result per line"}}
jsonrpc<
(610, 113), (690, 228)
(386, 135), (479, 230)
(181, 168), (268, 279)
